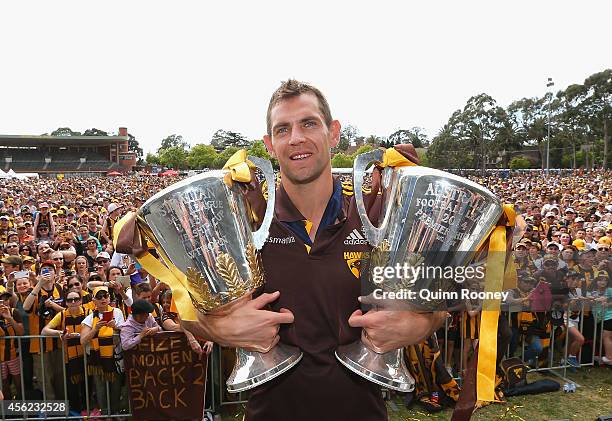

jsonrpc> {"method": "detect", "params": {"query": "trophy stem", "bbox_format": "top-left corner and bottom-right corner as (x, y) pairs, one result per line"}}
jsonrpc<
(226, 344), (303, 393)
(335, 341), (414, 392)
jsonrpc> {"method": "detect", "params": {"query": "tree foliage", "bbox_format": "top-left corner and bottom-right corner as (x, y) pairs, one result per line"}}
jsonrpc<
(82, 128), (109, 136)
(211, 130), (251, 151)
(159, 134), (189, 152)
(51, 127), (81, 136)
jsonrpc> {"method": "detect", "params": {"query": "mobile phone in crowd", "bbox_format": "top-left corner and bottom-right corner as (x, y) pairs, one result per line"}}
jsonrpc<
(14, 270), (29, 279)
(102, 311), (113, 322)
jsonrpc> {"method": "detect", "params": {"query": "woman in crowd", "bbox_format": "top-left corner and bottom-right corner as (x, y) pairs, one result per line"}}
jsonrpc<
(41, 289), (89, 412)
(80, 286), (124, 415)
(589, 272), (612, 365)
(65, 275), (93, 310)
(74, 256), (90, 285)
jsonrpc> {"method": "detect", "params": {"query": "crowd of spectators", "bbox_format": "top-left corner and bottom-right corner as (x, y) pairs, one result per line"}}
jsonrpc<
(0, 169), (608, 416)
(0, 175), (212, 417)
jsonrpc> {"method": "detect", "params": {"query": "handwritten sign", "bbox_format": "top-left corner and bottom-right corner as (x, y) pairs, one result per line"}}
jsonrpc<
(124, 332), (207, 420)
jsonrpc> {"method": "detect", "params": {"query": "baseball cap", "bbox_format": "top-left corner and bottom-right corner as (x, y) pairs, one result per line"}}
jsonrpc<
(39, 202), (49, 208)
(0, 255), (22, 266)
(543, 254), (558, 262)
(595, 271), (609, 279)
(545, 212), (556, 218)
(0, 215), (9, 221)
(565, 208), (575, 214)
(572, 239), (586, 250)
(131, 299), (155, 316)
(107, 203), (122, 213)
(93, 286), (109, 298)
(575, 217), (585, 223)
(96, 251), (111, 260)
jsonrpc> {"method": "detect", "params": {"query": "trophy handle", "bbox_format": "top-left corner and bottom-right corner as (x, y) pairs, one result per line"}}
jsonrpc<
(248, 155), (276, 250)
(353, 148), (386, 247)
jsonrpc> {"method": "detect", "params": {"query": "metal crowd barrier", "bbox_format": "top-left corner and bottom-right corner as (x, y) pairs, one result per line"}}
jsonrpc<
(0, 301), (608, 419)
(0, 334), (222, 420)
(437, 301), (609, 389)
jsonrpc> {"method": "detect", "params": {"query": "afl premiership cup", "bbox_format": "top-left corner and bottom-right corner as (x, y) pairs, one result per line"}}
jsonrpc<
(137, 156), (302, 392)
(335, 149), (503, 391)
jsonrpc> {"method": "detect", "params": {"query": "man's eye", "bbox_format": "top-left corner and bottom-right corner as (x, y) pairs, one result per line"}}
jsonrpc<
(304, 121), (316, 128)
(275, 127), (288, 135)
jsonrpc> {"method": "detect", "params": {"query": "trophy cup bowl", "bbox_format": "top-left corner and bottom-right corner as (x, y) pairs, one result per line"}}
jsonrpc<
(136, 156), (302, 393)
(335, 149), (503, 391)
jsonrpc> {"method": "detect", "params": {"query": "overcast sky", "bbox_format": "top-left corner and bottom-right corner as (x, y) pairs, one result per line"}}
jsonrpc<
(1, 1), (610, 154)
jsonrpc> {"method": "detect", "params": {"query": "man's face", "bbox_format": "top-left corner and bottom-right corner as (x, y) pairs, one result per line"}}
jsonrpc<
(264, 93), (340, 185)
(137, 291), (152, 303)
(79, 227), (89, 237)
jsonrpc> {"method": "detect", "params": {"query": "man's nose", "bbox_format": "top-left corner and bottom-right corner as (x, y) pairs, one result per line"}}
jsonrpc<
(288, 125), (305, 145)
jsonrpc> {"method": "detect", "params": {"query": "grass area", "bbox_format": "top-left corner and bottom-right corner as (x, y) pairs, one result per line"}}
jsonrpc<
(219, 366), (611, 421)
(389, 366), (612, 421)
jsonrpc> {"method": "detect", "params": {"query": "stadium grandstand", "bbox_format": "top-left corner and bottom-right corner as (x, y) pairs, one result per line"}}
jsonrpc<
(0, 127), (136, 177)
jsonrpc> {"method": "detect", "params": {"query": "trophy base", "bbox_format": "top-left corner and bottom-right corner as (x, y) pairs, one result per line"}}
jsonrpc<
(335, 341), (415, 392)
(226, 344), (303, 393)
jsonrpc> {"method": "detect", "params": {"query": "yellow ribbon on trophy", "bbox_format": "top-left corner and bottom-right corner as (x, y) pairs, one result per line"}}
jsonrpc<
(113, 213), (198, 321)
(476, 204), (516, 402)
(222, 149), (255, 185)
(379, 147), (418, 168)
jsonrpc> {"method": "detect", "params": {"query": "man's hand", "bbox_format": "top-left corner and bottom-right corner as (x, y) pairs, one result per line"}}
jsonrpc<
(348, 308), (446, 353)
(182, 291), (294, 353)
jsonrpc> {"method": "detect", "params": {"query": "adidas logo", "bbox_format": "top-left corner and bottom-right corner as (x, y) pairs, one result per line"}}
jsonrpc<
(344, 228), (368, 245)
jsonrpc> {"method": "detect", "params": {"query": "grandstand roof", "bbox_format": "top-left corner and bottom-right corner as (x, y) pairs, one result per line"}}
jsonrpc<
(0, 134), (128, 147)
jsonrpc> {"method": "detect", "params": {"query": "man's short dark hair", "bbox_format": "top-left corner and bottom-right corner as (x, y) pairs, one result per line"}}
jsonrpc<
(266, 79), (332, 136)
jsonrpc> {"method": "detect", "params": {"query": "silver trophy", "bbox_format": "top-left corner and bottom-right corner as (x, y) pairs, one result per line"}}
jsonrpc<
(137, 156), (302, 393)
(335, 149), (502, 391)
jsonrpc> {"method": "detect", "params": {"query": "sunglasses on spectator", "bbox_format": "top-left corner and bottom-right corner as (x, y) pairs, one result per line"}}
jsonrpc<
(17, 227), (26, 230)
(598, 247), (610, 252)
(96, 259), (109, 263)
(68, 282), (80, 288)
(87, 241), (96, 245)
(66, 297), (81, 303)
(52, 257), (64, 261)
(7, 244), (18, 248)
(95, 292), (109, 300)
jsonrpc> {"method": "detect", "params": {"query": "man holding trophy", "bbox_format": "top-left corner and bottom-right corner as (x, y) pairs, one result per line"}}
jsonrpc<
(122, 79), (509, 420)
(186, 80), (447, 420)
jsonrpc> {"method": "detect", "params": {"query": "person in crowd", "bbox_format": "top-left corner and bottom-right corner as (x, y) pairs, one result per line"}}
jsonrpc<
(65, 274), (93, 310)
(80, 286), (124, 416)
(564, 272), (585, 369)
(41, 289), (89, 412)
(119, 299), (160, 351)
(588, 272), (612, 365)
(21, 261), (64, 400)
(0, 290), (24, 399)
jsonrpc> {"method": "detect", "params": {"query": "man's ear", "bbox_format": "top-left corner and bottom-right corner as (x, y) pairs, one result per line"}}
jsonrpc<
(263, 135), (276, 158)
(329, 120), (341, 149)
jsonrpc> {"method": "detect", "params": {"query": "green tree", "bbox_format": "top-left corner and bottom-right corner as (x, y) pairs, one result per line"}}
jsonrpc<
(82, 128), (109, 136)
(159, 134), (188, 152)
(51, 127), (81, 136)
(145, 152), (161, 165)
(211, 130), (251, 151)
(385, 128), (429, 148)
(213, 146), (240, 168)
(158, 146), (188, 169)
(247, 140), (271, 160)
(354, 145), (375, 156)
(564, 69), (611, 169)
(127, 133), (144, 161)
(331, 153), (354, 168)
(336, 125), (359, 151)
(187, 144), (218, 169)
(509, 157), (531, 170)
